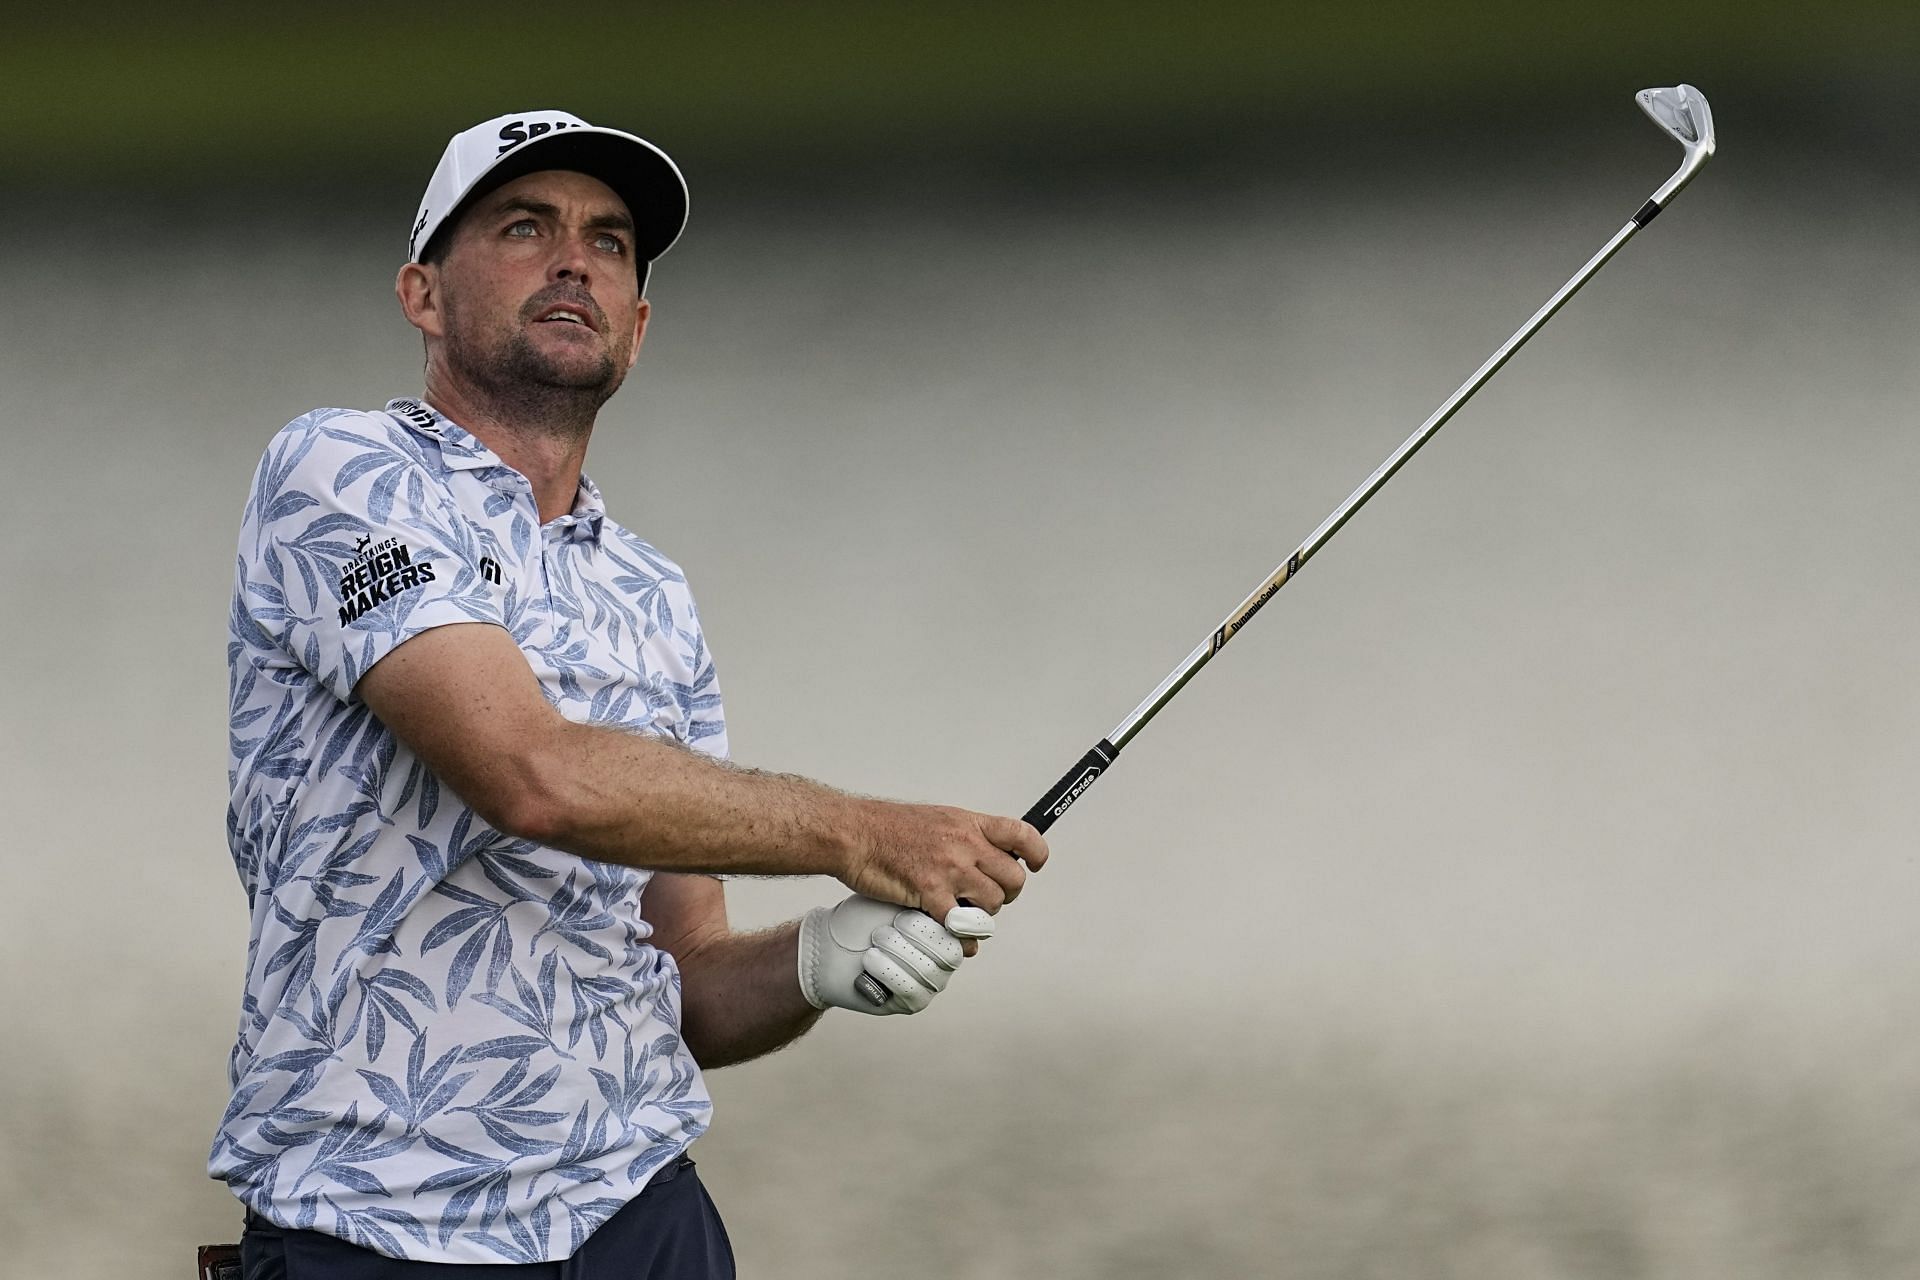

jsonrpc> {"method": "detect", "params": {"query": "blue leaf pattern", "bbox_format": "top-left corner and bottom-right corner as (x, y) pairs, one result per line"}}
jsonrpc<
(212, 403), (725, 1262)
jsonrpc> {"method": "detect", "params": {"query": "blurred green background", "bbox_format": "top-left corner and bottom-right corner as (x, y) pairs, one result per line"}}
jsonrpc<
(4, 4), (1918, 1278)
(8, 0), (1915, 186)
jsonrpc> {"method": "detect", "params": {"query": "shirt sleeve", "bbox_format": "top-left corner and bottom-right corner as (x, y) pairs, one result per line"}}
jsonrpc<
(678, 596), (728, 762)
(238, 408), (505, 702)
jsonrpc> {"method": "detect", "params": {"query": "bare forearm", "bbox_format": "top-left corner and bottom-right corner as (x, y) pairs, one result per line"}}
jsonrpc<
(517, 721), (866, 879)
(356, 624), (1048, 917)
(673, 921), (822, 1068)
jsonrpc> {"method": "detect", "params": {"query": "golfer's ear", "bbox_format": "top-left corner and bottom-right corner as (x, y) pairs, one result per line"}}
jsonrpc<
(396, 262), (444, 338)
(627, 298), (651, 370)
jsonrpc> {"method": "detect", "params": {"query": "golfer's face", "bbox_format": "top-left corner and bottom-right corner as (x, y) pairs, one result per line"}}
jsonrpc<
(439, 169), (648, 383)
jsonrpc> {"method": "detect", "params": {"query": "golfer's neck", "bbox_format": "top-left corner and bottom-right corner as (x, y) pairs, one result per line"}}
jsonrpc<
(426, 385), (594, 524)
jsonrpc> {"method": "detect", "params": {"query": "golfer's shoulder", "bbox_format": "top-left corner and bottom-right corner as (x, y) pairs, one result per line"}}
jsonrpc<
(268, 404), (424, 459)
(241, 406), (453, 543)
(601, 519), (698, 595)
(252, 405), (442, 493)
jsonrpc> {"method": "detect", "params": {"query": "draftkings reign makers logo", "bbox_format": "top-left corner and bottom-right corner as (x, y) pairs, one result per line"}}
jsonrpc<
(338, 534), (436, 626)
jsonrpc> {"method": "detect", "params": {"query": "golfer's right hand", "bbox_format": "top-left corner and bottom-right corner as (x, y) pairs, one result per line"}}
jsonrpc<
(841, 803), (1047, 923)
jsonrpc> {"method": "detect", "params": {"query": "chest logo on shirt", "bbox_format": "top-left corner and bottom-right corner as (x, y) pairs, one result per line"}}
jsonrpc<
(479, 556), (505, 586)
(337, 535), (436, 626)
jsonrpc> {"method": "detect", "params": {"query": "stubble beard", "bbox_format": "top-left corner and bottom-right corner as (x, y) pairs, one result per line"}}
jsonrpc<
(443, 302), (628, 441)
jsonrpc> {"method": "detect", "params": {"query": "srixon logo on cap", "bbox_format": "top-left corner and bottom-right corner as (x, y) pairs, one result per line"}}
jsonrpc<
(498, 119), (582, 155)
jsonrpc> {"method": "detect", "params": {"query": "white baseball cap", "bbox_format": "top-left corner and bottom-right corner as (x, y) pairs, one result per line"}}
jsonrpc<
(408, 110), (689, 295)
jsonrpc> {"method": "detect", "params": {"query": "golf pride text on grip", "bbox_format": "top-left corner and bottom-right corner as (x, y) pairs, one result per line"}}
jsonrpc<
(1021, 740), (1119, 834)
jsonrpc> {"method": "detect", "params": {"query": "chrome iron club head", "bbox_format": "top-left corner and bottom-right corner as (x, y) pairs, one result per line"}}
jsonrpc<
(1636, 84), (1716, 212)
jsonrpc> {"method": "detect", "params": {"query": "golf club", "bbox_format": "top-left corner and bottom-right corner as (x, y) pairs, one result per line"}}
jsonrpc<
(855, 84), (1715, 1007)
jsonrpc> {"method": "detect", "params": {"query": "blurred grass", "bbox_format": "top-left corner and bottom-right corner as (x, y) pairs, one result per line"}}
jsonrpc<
(694, 1017), (1920, 1279)
(6, 0), (1915, 185)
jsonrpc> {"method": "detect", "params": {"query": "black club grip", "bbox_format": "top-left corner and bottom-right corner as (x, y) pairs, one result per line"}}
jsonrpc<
(855, 739), (1119, 1008)
(1020, 740), (1118, 834)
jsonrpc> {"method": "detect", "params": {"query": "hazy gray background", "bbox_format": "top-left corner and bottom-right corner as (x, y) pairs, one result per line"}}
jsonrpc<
(4, 7), (1919, 1275)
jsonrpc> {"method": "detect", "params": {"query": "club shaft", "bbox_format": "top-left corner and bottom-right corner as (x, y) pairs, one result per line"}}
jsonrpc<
(1022, 213), (1647, 834)
(854, 90), (1711, 1005)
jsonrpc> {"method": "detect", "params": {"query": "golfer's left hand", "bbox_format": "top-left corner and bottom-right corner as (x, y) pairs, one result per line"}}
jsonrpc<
(797, 894), (996, 1015)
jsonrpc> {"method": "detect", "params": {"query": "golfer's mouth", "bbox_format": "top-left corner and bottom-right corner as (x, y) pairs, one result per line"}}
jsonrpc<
(534, 302), (599, 332)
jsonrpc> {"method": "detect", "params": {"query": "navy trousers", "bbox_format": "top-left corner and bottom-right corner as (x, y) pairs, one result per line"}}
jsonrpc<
(240, 1155), (734, 1279)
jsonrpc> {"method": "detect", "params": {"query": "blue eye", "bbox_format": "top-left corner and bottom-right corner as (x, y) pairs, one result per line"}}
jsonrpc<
(507, 221), (537, 237)
(595, 234), (626, 255)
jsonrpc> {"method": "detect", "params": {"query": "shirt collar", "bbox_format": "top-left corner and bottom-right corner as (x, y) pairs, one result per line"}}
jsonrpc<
(386, 397), (505, 474)
(386, 397), (607, 544)
(551, 475), (607, 544)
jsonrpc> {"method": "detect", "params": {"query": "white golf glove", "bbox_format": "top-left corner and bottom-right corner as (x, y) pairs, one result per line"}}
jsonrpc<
(797, 894), (996, 1016)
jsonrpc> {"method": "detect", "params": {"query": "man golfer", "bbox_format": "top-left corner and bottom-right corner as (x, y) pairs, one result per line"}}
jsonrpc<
(211, 110), (1047, 1275)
